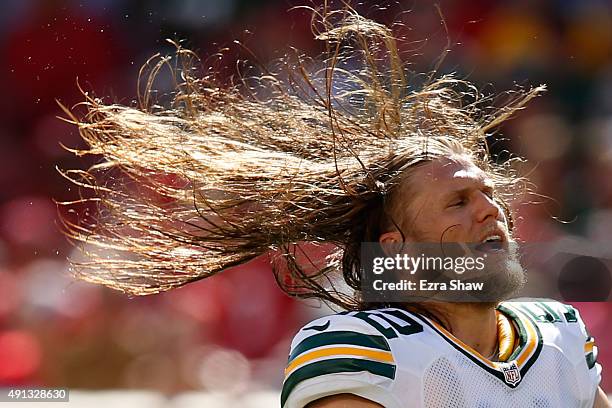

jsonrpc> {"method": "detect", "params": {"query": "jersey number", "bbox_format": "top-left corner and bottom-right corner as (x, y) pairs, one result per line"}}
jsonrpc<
(352, 310), (423, 339)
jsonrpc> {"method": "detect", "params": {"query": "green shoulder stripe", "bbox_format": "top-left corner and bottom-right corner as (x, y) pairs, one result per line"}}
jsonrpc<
(562, 305), (578, 322)
(518, 302), (578, 324)
(281, 358), (395, 406)
(289, 330), (391, 362)
(586, 336), (598, 369)
(586, 351), (597, 369)
(516, 303), (547, 323)
(536, 302), (562, 322)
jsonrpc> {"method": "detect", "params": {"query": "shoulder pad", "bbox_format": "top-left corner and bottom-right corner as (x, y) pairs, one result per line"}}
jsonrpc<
(282, 312), (399, 408)
(506, 300), (601, 377)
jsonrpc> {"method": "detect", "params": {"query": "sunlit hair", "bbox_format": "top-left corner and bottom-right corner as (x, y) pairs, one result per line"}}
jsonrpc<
(59, 6), (544, 310)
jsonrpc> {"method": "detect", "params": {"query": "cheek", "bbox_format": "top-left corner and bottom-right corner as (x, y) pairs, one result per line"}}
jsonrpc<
(431, 212), (472, 241)
(438, 224), (467, 241)
(409, 202), (471, 241)
(413, 224), (464, 242)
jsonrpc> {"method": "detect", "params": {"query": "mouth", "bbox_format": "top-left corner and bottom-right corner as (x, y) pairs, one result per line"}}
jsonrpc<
(474, 233), (508, 253)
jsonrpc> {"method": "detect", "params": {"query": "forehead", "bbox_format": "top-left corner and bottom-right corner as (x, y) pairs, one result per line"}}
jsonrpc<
(409, 156), (492, 194)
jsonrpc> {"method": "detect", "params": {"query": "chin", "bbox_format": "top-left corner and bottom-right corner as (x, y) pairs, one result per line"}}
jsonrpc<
(479, 254), (526, 302)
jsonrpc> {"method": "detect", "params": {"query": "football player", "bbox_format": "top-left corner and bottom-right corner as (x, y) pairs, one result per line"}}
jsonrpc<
(61, 6), (608, 407)
(281, 155), (608, 407)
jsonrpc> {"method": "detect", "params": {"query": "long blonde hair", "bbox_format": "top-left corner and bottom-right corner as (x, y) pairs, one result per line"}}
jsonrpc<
(59, 5), (544, 310)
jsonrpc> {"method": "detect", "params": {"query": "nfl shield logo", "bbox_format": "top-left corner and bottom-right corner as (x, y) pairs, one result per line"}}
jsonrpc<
(501, 361), (521, 386)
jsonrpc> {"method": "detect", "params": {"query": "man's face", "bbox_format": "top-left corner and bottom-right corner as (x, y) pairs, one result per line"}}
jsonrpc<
(382, 155), (524, 302)
(405, 156), (509, 245)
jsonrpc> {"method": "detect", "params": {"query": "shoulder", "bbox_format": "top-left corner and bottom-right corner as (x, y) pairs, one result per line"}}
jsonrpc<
(502, 300), (592, 344)
(282, 309), (424, 408)
(501, 300), (601, 385)
(289, 308), (427, 350)
(287, 311), (394, 353)
(502, 300), (581, 325)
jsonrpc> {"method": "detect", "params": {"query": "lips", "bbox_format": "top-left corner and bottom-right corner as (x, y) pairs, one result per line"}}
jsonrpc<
(474, 230), (508, 252)
(474, 240), (505, 252)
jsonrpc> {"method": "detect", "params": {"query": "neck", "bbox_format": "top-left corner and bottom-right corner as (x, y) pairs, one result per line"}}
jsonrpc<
(409, 302), (499, 358)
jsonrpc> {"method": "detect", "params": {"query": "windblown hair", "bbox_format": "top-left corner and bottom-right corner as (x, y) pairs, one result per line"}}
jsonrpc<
(59, 7), (544, 310)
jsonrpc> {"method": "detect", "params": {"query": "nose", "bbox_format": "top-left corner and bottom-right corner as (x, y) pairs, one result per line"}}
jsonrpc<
(474, 191), (501, 224)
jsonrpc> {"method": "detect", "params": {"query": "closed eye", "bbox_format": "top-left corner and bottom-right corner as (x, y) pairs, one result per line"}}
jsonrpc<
(448, 198), (466, 208)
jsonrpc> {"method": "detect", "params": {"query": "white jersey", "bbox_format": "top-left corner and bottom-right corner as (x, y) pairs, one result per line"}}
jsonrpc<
(282, 301), (601, 408)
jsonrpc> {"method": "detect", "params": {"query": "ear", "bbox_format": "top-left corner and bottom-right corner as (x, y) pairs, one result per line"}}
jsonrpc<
(379, 230), (406, 257)
(379, 230), (403, 245)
